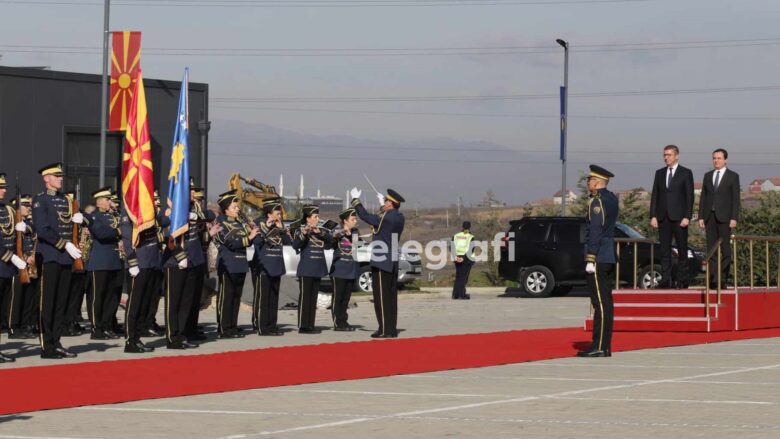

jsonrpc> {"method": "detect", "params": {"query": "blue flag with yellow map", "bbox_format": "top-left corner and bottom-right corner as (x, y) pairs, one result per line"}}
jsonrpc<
(167, 68), (190, 239)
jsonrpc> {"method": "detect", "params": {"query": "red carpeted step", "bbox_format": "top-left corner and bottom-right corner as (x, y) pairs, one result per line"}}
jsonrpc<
(614, 303), (720, 318)
(612, 289), (716, 304)
(586, 316), (713, 332)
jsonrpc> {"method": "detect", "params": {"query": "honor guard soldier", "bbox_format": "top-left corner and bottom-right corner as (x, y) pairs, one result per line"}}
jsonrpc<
(251, 200), (291, 336)
(9, 194), (38, 340)
(350, 187), (405, 338)
(0, 174), (26, 362)
(214, 190), (258, 338)
(292, 205), (332, 334)
(32, 163), (83, 359)
(329, 208), (360, 331)
(452, 221), (475, 300)
(183, 181), (216, 342)
(64, 192), (88, 337)
(85, 187), (123, 340)
(578, 165), (618, 358)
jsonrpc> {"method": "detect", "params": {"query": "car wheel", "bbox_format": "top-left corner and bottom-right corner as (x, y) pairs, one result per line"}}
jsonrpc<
(639, 264), (663, 289)
(552, 285), (573, 296)
(358, 266), (373, 293)
(520, 266), (556, 298)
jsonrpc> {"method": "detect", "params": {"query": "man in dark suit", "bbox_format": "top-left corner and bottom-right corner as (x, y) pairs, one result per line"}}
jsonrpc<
(649, 145), (694, 288)
(698, 148), (740, 286)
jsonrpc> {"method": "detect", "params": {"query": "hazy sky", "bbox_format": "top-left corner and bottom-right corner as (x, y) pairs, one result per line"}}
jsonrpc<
(2, 0), (780, 206)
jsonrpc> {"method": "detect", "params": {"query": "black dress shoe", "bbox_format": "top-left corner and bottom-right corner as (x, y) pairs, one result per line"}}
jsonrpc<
(41, 350), (65, 359)
(182, 341), (199, 349)
(0, 353), (15, 363)
(124, 341), (146, 353)
(370, 331), (382, 338)
(166, 341), (187, 350)
(219, 332), (244, 339)
(187, 333), (208, 342)
(91, 330), (111, 340)
(8, 330), (27, 339)
(333, 326), (356, 332)
(56, 347), (77, 358)
(576, 349), (611, 358)
(259, 330), (284, 336)
(463, 294), (471, 300)
(298, 328), (321, 334)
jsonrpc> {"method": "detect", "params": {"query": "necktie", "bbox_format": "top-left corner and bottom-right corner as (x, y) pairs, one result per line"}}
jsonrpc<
(714, 170), (721, 191)
(667, 168), (673, 188)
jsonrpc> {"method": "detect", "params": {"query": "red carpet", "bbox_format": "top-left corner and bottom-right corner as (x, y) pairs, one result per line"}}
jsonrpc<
(2, 327), (780, 415)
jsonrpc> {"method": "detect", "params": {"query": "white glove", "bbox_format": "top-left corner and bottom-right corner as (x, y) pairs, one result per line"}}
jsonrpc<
(585, 262), (596, 274)
(10, 254), (27, 270)
(129, 266), (140, 277)
(376, 193), (385, 205)
(349, 187), (362, 199)
(178, 258), (188, 269)
(65, 242), (83, 259)
(72, 212), (84, 224)
(14, 222), (26, 232)
(189, 212), (198, 220)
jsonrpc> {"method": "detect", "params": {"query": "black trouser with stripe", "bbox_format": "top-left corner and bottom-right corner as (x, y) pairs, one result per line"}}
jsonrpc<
(19, 277), (39, 330)
(39, 262), (72, 353)
(7, 276), (24, 335)
(125, 268), (155, 342)
(372, 265), (398, 336)
(0, 277), (13, 337)
(140, 269), (163, 332)
(184, 264), (206, 337)
(252, 271), (281, 332)
(587, 263), (614, 353)
(165, 267), (197, 343)
(217, 271), (245, 336)
(297, 276), (320, 330)
(90, 270), (121, 333)
(66, 271), (87, 328)
(331, 277), (354, 328)
(452, 260), (473, 299)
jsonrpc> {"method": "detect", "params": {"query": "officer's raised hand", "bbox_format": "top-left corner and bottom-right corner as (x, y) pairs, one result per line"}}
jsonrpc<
(349, 187), (361, 200)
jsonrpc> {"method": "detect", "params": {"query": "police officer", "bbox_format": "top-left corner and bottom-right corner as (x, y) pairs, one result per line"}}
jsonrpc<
(251, 200), (290, 336)
(452, 221), (475, 300)
(183, 182), (216, 342)
(350, 187), (405, 338)
(329, 207), (360, 331)
(32, 163), (83, 359)
(86, 187), (123, 340)
(578, 165), (618, 358)
(9, 194), (38, 340)
(292, 205), (331, 334)
(214, 190), (257, 338)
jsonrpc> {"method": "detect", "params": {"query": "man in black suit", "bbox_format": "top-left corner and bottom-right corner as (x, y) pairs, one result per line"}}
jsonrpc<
(649, 145), (694, 288)
(698, 148), (740, 286)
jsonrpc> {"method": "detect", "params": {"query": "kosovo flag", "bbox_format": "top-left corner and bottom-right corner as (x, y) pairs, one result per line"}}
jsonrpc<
(167, 68), (190, 239)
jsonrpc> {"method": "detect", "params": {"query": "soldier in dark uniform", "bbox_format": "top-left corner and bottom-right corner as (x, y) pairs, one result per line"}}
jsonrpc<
(183, 182), (216, 342)
(0, 174), (27, 362)
(578, 165), (618, 358)
(214, 190), (257, 338)
(251, 200), (290, 336)
(63, 192), (88, 337)
(350, 187), (405, 338)
(292, 205), (332, 334)
(8, 194), (38, 340)
(85, 187), (123, 340)
(329, 207), (360, 331)
(161, 202), (198, 350)
(32, 163), (84, 359)
(140, 192), (166, 337)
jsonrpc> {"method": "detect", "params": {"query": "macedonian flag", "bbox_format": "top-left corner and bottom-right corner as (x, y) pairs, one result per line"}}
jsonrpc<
(121, 69), (156, 246)
(109, 31), (141, 131)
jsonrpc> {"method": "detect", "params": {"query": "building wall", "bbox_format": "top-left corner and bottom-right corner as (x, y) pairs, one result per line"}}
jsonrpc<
(0, 66), (208, 202)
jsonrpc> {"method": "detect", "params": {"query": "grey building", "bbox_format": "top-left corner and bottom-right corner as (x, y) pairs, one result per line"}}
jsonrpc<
(0, 66), (209, 202)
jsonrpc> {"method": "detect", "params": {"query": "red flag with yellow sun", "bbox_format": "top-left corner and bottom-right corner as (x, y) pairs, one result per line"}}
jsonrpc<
(121, 69), (156, 245)
(109, 31), (141, 131)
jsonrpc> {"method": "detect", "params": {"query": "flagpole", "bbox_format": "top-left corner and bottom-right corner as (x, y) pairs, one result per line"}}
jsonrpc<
(99, 0), (111, 187)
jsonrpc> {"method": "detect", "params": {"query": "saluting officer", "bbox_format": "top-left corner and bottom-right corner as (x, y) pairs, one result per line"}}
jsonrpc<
(0, 173), (26, 362)
(251, 200), (290, 336)
(183, 181), (217, 342)
(350, 188), (405, 338)
(292, 205), (332, 334)
(578, 165), (619, 358)
(214, 190), (258, 338)
(85, 187), (123, 340)
(9, 194), (38, 340)
(329, 207), (360, 331)
(32, 163), (84, 359)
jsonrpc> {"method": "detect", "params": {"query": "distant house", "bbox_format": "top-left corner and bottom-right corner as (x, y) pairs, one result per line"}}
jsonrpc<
(748, 178), (780, 193)
(552, 190), (578, 205)
(617, 187), (649, 200)
(694, 182), (703, 196)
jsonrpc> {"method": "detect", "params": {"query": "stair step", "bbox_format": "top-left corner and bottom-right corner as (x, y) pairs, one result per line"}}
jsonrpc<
(585, 316), (713, 332)
(613, 292), (720, 304)
(614, 302), (721, 318)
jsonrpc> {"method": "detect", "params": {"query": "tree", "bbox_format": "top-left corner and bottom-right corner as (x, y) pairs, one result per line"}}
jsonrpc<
(472, 210), (506, 286)
(569, 173), (590, 217)
(618, 188), (649, 236)
(730, 192), (780, 287)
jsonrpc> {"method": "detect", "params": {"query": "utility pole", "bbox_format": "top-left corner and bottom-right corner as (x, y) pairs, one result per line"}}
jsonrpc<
(98, 0), (111, 187)
(556, 38), (569, 216)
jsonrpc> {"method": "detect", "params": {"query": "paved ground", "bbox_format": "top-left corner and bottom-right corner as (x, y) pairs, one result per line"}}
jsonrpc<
(1, 287), (779, 438)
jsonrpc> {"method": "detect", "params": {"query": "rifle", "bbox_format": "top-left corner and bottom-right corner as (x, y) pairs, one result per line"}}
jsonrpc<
(14, 177), (30, 284)
(71, 196), (85, 272)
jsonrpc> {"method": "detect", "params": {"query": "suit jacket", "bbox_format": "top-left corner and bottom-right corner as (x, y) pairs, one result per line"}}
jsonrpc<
(649, 165), (694, 221)
(698, 168), (740, 223)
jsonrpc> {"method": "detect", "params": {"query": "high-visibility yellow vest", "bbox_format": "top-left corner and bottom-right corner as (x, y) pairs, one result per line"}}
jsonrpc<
(453, 231), (474, 256)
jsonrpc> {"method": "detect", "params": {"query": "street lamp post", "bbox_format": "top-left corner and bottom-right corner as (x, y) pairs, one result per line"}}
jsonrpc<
(556, 38), (568, 216)
(99, 0), (111, 187)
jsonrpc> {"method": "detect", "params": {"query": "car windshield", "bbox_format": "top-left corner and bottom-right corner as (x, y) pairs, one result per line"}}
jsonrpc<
(616, 223), (645, 239)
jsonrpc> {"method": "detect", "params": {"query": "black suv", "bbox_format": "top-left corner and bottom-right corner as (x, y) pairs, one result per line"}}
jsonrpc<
(497, 216), (704, 297)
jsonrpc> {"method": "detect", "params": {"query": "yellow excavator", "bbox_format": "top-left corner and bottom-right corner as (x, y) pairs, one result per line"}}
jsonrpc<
(227, 173), (288, 218)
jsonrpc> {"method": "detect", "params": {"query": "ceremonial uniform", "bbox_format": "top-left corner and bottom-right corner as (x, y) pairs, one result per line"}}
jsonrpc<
(452, 222), (475, 300)
(183, 192), (216, 340)
(251, 201), (290, 335)
(162, 224), (195, 349)
(86, 188), (123, 339)
(32, 163), (81, 359)
(0, 190), (17, 342)
(292, 205), (331, 333)
(579, 165), (618, 358)
(214, 190), (254, 338)
(329, 208), (360, 330)
(352, 188), (405, 338)
(9, 196), (38, 339)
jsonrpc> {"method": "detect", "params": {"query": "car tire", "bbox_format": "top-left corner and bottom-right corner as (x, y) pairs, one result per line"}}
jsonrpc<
(552, 285), (573, 296)
(639, 264), (663, 289)
(520, 266), (556, 298)
(357, 266), (373, 293)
